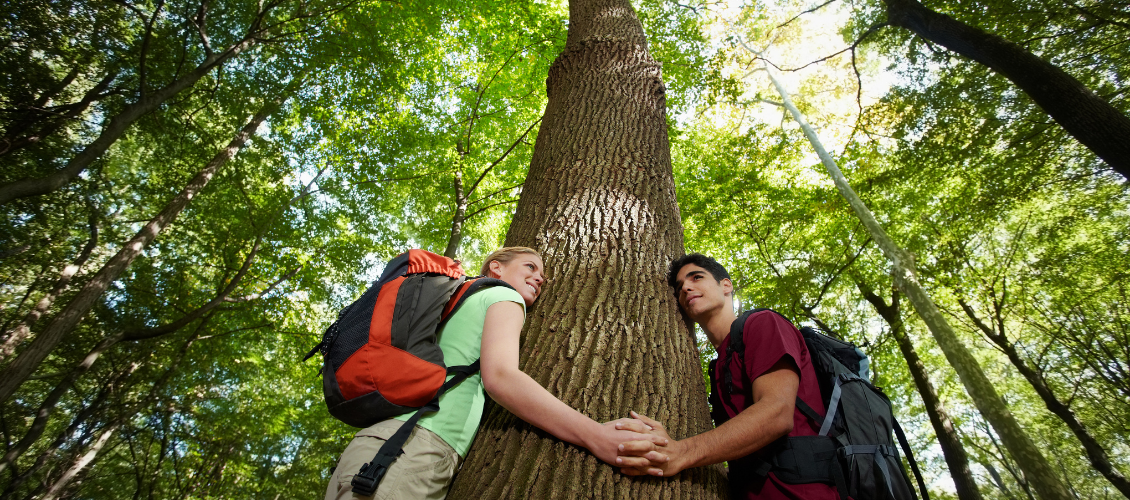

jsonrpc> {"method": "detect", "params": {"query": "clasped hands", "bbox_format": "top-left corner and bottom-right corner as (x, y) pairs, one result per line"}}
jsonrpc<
(607, 411), (685, 477)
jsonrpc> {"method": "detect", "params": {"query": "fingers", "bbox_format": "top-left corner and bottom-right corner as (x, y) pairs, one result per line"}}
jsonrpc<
(614, 455), (654, 468)
(629, 410), (664, 430)
(620, 467), (665, 477)
(617, 440), (658, 457)
(612, 419), (653, 434)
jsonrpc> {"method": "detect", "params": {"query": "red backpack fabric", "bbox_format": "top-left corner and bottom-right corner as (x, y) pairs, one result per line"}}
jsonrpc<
(304, 249), (510, 428)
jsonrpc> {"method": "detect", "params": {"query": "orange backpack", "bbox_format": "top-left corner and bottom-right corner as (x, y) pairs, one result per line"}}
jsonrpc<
(304, 249), (510, 495)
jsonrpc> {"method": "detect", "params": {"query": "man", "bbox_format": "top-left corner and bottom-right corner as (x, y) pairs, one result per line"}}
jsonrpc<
(615, 253), (837, 499)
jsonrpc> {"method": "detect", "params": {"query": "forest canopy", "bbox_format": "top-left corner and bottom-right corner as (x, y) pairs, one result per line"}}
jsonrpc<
(1, 0), (1127, 498)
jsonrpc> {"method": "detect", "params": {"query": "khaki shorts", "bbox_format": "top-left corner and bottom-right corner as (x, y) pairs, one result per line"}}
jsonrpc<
(325, 420), (461, 500)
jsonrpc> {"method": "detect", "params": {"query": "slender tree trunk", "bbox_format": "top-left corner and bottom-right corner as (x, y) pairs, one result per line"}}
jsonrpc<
(38, 423), (118, 500)
(858, 282), (982, 500)
(958, 299), (1130, 498)
(0, 212), (98, 363)
(0, 77), (301, 403)
(444, 170), (467, 258)
(883, 0), (1130, 179)
(762, 64), (1073, 500)
(449, 0), (726, 498)
(0, 333), (123, 475)
(0, 33), (265, 205)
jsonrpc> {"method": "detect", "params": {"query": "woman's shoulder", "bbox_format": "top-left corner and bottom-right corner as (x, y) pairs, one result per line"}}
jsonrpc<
(471, 284), (525, 309)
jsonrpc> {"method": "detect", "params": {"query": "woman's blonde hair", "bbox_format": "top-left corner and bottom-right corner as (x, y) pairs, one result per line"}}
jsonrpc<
(480, 246), (542, 276)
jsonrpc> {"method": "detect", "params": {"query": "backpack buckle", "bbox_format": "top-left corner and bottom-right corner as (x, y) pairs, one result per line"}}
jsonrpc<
(350, 461), (387, 497)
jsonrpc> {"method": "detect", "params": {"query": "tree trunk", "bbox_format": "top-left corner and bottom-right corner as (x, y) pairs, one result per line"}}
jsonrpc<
(858, 282), (982, 500)
(0, 211), (98, 363)
(958, 298), (1130, 499)
(0, 32), (265, 205)
(761, 64), (1073, 500)
(0, 77), (301, 403)
(448, 0), (726, 498)
(39, 423), (118, 500)
(883, 0), (1130, 179)
(444, 170), (467, 259)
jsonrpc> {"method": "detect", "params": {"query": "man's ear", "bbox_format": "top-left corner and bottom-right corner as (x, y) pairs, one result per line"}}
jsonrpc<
(722, 278), (733, 297)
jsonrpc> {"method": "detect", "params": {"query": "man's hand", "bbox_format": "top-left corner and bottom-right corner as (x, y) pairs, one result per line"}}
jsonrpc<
(614, 411), (688, 477)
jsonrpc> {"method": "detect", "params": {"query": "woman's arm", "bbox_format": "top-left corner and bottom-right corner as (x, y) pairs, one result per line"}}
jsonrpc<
(479, 301), (666, 465)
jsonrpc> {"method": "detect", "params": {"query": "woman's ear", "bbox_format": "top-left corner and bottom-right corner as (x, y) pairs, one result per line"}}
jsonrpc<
(488, 260), (503, 278)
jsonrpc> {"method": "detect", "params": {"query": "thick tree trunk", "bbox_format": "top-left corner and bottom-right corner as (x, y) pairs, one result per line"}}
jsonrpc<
(958, 299), (1130, 499)
(0, 34), (263, 205)
(0, 80), (299, 403)
(858, 283), (982, 500)
(883, 0), (1130, 179)
(448, 0), (726, 498)
(762, 65), (1073, 500)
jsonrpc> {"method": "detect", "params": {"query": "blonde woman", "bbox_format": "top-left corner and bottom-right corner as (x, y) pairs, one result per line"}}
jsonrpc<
(325, 247), (665, 499)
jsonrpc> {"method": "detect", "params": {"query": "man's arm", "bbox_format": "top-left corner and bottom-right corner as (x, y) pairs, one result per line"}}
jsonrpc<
(479, 301), (667, 466)
(616, 358), (800, 476)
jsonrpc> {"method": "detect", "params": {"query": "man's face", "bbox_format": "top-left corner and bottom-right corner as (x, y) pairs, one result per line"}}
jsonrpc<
(673, 263), (732, 321)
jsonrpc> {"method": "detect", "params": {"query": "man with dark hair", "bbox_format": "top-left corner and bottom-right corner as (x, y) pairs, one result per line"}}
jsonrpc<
(615, 253), (837, 499)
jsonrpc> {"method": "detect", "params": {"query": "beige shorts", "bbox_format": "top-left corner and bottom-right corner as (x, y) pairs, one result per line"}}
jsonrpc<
(325, 420), (461, 500)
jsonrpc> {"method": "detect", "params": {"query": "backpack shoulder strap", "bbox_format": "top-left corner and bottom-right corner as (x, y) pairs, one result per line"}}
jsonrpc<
(893, 418), (929, 500)
(439, 277), (514, 326)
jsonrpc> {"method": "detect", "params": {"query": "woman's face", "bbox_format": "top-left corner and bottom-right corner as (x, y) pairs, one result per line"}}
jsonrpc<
(488, 254), (545, 307)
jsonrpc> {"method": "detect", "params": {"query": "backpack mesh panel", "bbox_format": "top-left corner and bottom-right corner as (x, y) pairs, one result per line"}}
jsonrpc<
(325, 281), (383, 371)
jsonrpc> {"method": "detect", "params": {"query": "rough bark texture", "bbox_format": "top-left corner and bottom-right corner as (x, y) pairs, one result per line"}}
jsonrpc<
(447, 0), (726, 498)
(958, 299), (1130, 499)
(763, 65), (1073, 500)
(884, 0), (1130, 179)
(859, 283), (983, 500)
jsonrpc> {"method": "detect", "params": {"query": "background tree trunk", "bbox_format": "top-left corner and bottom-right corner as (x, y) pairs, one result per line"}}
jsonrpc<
(448, 0), (726, 498)
(0, 77), (301, 403)
(858, 282), (983, 500)
(761, 64), (1073, 500)
(957, 297), (1130, 498)
(883, 0), (1130, 179)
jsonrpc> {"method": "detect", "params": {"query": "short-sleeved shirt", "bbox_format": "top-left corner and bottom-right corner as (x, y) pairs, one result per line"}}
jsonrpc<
(391, 286), (524, 457)
(712, 310), (838, 500)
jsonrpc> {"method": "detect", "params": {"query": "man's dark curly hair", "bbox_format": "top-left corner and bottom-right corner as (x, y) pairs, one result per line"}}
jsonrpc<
(667, 253), (730, 297)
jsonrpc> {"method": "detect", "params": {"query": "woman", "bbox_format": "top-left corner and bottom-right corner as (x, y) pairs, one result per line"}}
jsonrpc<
(325, 247), (665, 499)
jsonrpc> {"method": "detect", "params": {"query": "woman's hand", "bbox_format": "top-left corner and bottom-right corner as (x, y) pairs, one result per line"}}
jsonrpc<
(582, 419), (669, 466)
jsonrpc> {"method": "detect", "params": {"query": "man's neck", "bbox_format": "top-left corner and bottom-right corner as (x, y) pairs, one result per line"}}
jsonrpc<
(703, 304), (737, 349)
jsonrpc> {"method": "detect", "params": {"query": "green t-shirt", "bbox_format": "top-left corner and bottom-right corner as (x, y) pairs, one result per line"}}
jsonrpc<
(392, 285), (524, 457)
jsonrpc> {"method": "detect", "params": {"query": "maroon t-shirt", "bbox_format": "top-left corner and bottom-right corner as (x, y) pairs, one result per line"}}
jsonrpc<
(712, 311), (838, 500)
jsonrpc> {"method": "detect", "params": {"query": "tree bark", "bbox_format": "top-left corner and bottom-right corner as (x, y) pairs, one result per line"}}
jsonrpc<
(0, 27), (267, 205)
(761, 64), (1073, 500)
(958, 298), (1130, 499)
(858, 282), (982, 500)
(0, 76), (301, 404)
(883, 0), (1130, 179)
(448, 0), (726, 498)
